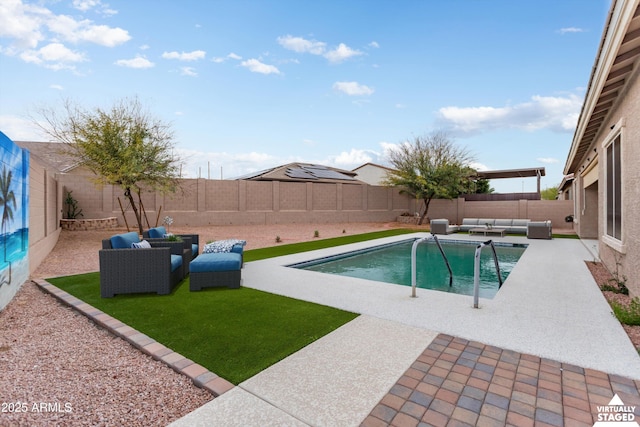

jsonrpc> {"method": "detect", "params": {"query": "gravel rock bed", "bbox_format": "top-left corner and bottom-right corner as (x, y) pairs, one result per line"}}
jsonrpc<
(1, 222), (397, 426)
(585, 260), (640, 349)
(0, 281), (212, 427)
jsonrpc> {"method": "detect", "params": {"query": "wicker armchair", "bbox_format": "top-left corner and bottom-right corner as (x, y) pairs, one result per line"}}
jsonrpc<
(143, 227), (200, 260)
(99, 232), (185, 298)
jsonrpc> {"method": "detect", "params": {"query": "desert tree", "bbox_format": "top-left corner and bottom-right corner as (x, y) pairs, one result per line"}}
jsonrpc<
(384, 131), (475, 225)
(34, 97), (181, 235)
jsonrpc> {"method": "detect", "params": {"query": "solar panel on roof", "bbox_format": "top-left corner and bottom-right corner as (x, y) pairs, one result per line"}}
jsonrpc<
(285, 168), (317, 179)
(301, 166), (355, 180)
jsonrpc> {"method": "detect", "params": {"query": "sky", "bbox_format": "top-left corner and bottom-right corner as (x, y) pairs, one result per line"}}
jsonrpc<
(0, 0), (612, 192)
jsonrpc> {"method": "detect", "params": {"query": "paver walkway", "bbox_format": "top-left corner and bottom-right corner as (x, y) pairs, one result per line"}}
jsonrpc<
(362, 334), (640, 427)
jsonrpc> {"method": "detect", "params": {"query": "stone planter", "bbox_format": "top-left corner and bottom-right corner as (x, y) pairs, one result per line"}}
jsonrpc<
(60, 217), (119, 231)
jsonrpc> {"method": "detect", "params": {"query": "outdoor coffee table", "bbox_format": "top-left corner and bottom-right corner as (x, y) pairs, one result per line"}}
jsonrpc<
(469, 227), (506, 237)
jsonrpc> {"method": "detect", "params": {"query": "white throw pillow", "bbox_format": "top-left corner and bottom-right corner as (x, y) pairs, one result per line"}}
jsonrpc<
(132, 240), (151, 248)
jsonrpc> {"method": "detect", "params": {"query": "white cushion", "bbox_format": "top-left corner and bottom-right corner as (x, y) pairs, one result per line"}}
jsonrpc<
(203, 239), (246, 254)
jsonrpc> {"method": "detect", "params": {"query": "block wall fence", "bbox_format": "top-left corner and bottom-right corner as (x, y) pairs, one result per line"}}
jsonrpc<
(26, 168), (574, 278)
(55, 173), (574, 230)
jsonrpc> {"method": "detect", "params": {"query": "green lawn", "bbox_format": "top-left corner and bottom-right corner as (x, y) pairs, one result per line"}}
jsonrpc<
(47, 228), (415, 384)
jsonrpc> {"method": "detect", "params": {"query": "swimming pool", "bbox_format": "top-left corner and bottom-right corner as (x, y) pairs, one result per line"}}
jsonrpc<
(290, 239), (527, 299)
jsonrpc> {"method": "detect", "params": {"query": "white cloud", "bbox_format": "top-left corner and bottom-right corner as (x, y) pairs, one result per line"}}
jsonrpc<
(77, 24), (129, 47)
(162, 50), (206, 61)
(0, 115), (47, 141)
(277, 35), (363, 63)
(331, 148), (374, 166)
(537, 157), (559, 164)
(72, 0), (99, 11)
(180, 66), (197, 76)
(333, 81), (374, 96)
(369, 41), (379, 48)
(20, 42), (86, 70)
(115, 55), (154, 68)
(437, 94), (582, 135)
(212, 52), (242, 63)
(139, 44), (150, 50)
(277, 35), (326, 55)
(0, 0), (49, 49)
(175, 148), (284, 179)
(0, 0), (130, 68)
(50, 84), (64, 90)
(558, 27), (585, 35)
(469, 161), (490, 171)
(241, 59), (280, 75)
(324, 43), (363, 63)
(71, 0), (116, 15)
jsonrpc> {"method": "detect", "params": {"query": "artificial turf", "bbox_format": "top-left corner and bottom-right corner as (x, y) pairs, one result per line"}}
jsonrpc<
(46, 230), (417, 385)
(243, 228), (417, 262)
(48, 272), (358, 384)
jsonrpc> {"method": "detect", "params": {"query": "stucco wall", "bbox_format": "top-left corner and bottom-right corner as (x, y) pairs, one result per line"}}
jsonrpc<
(571, 68), (639, 296)
(28, 158), (61, 276)
(598, 69), (640, 296)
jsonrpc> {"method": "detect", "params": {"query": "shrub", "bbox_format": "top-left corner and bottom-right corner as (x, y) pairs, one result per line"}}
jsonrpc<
(611, 297), (640, 326)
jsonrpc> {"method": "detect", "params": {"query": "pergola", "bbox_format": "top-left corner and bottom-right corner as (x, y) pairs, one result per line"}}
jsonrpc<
(474, 167), (546, 194)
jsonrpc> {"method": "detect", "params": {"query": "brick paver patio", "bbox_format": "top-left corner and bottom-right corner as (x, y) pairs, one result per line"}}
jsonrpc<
(362, 334), (640, 427)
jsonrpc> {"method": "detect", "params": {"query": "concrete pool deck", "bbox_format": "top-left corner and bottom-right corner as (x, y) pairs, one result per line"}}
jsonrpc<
(170, 233), (640, 426)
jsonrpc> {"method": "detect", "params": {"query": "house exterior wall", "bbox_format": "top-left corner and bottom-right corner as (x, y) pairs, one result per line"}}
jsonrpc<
(571, 67), (640, 296)
(599, 69), (640, 296)
(353, 164), (390, 185)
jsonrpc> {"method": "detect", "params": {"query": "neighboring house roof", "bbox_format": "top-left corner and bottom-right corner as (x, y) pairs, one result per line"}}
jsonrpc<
(14, 141), (81, 173)
(236, 162), (363, 184)
(558, 174), (575, 193)
(351, 162), (396, 173)
(564, 0), (640, 174)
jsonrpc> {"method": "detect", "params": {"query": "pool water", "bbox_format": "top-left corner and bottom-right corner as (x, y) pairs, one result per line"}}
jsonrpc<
(292, 239), (527, 299)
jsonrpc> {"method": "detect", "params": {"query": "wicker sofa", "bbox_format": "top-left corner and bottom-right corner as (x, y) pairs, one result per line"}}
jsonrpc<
(99, 231), (185, 298)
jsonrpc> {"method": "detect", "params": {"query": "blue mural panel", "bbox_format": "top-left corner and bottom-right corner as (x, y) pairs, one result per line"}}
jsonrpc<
(0, 130), (29, 305)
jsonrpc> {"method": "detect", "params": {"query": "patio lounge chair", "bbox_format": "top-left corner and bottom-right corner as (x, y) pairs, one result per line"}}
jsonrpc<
(99, 231), (184, 298)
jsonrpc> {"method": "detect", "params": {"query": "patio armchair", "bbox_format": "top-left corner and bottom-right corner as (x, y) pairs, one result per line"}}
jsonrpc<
(143, 226), (199, 260)
(99, 231), (184, 298)
(430, 219), (460, 235)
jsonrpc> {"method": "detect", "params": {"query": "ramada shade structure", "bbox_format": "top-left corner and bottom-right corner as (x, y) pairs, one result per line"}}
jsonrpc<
(473, 167), (546, 193)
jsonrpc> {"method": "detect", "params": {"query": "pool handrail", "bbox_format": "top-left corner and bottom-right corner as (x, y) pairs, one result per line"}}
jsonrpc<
(410, 234), (453, 298)
(473, 240), (504, 308)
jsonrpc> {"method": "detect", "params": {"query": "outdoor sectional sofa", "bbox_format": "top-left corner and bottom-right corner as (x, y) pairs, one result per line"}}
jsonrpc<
(459, 218), (531, 234)
(99, 231), (185, 298)
(430, 218), (552, 239)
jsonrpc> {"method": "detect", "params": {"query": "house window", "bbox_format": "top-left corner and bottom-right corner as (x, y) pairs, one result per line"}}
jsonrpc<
(605, 134), (622, 240)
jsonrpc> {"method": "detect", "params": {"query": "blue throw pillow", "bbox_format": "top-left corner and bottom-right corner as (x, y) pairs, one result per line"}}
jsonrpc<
(110, 232), (140, 249)
(147, 226), (167, 238)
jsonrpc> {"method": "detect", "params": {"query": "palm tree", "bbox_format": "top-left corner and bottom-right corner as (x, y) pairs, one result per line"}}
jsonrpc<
(0, 165), (17, 262)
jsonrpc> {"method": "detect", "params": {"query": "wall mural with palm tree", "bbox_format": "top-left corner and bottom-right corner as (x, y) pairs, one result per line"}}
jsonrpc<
(0, 131), (29, 311)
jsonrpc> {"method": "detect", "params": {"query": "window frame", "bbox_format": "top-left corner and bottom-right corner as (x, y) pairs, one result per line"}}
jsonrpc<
(601, 118), (625, 253)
